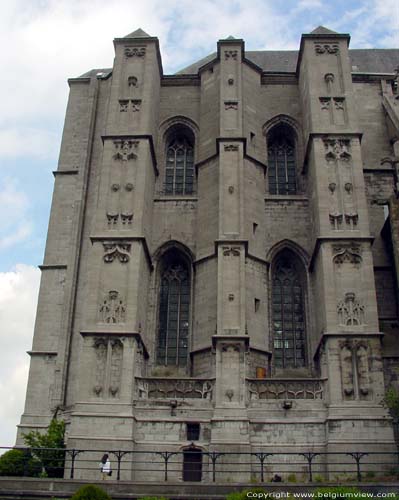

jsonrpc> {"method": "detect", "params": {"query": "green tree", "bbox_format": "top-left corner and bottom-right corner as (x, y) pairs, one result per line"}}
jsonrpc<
(71, 484), (111, 500)
(0, 449), (41, 477)
(23, 419), (66, 478)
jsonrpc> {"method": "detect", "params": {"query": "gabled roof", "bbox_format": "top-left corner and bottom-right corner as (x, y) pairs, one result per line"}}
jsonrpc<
(124, 28), (151, 38)
(310, 26), (338, 35)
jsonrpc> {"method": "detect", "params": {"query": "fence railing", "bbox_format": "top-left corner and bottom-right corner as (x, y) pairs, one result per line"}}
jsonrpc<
(1, 447), (398, 483)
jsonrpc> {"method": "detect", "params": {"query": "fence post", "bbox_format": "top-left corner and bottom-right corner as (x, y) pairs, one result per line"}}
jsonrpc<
(110, 450), (130, 481)
(347, 452), (367, 482)
(159, 452), (177, 482)
(300, 452), (319, 482)
(253, 453), (273, 483)
(66, 449), (82, 479)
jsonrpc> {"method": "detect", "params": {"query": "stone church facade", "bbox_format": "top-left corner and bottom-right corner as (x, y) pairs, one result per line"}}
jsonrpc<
(18, 26), (399, 480)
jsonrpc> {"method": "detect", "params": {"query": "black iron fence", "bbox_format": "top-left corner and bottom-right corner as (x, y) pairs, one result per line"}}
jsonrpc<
(1, 447), (398, 483)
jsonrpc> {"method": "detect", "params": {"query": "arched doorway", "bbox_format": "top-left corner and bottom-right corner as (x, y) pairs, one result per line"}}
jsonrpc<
(183, 446), (202, 482)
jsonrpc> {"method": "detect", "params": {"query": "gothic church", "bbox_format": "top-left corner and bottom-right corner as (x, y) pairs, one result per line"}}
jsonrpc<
(18, 26), (399, 481)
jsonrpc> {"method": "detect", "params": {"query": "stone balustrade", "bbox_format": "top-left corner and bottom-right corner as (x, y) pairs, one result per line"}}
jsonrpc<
(135, 377), (215, 400)
(247, 378), (325, 400)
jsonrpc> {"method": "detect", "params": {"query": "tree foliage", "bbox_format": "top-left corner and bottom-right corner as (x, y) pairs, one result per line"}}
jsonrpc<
(70, 484), (112, 500)
(0, 449), (41, 477)
(23, 418), (66, 478)
(384, 387), (399, 422)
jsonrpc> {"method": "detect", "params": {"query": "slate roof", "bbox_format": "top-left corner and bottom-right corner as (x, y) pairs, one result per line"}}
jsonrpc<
(176, 49), (399, 75)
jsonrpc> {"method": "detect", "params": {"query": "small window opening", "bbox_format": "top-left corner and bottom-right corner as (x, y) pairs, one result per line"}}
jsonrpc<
(254, 298), (260, 312)
(253, 222), (258, 234)
(187, 423), (200, 441)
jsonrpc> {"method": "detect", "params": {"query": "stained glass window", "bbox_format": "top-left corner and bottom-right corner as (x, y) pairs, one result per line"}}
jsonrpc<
(267, 125), (297, 195)
(157, 258), (190, 366)
(165, 136), (194, 195)
(272, 255), (306, 368)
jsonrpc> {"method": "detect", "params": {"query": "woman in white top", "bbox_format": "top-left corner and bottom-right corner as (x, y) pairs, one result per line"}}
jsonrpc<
(100, 453), (112, 480)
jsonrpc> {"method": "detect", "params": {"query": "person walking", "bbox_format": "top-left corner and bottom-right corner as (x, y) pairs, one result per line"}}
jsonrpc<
(100, 453), (112, 479)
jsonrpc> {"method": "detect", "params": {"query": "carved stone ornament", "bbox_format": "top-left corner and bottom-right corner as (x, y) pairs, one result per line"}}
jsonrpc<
(113, 140), (139, 161)
(337, 292), (365, 326)
(99, 290), (126, 323)
(124, 46), (146, 58)
(224, 50), (238, 60)
(339, 340), (370, 399)
(125, 182), (134, 191)
(315, 43), (339, 55)
(137, 377), (214, 400)
(320, 97), (331, 110)
(128, 75), (138, 87)
(324, 73), (335, 84)
(131, 99), (141, 112)
(222, 246), (241, 256)
(225, 101), (238, 110)
(334, 98), (345, 110)
(323, 138), (351, 162)
(92, 337), (124, 399)
(111, 183), (120, 192)
(248, 380), (323, 400)
(224, 144), (239, 151)
(103, 242), (131, 263)
(332, 244), (362, 266)
(106, 212), (119, 226)
(119, 100), (129, 112)
(121, 213), (133, 225)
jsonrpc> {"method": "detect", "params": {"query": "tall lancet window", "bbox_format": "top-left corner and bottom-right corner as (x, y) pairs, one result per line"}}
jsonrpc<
(157, 251), (191, 366)
(165, 134), (194, 195)
(267, 124), (297, 195)
(272, 253), (306, 368)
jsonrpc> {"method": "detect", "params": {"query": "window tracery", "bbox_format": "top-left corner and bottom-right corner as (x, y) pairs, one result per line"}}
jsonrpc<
(165, 135), (194, 195)
(272, 253), (306, 368)
(267, 124), (297, 195)
(157, 252), (191, 366)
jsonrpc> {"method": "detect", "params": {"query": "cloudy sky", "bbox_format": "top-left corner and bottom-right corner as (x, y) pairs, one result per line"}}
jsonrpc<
(0, 0), (398, 449)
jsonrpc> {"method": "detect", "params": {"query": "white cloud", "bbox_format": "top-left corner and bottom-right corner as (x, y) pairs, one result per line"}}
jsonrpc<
(0, 128), (60, 160)
(0, 179), (32, 250)
(0, 264), (40, 446)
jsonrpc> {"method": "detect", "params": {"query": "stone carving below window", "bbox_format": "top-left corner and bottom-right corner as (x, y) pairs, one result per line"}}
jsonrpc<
(99, 290), (126, 324)
(124, 46), (146, 58)
(248, 379), (323, 400)
(224, 144), (239, 151)
(136, 377), (214, 400)
(337, 292), (365, 326)
(224, 50), (238, 60)
(103, 242), (131, 263)
(314, 43), (339, 54)
(339, 340), (370, 400)
(222, 246), (241, 256)
(113, 140), (139, 161)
